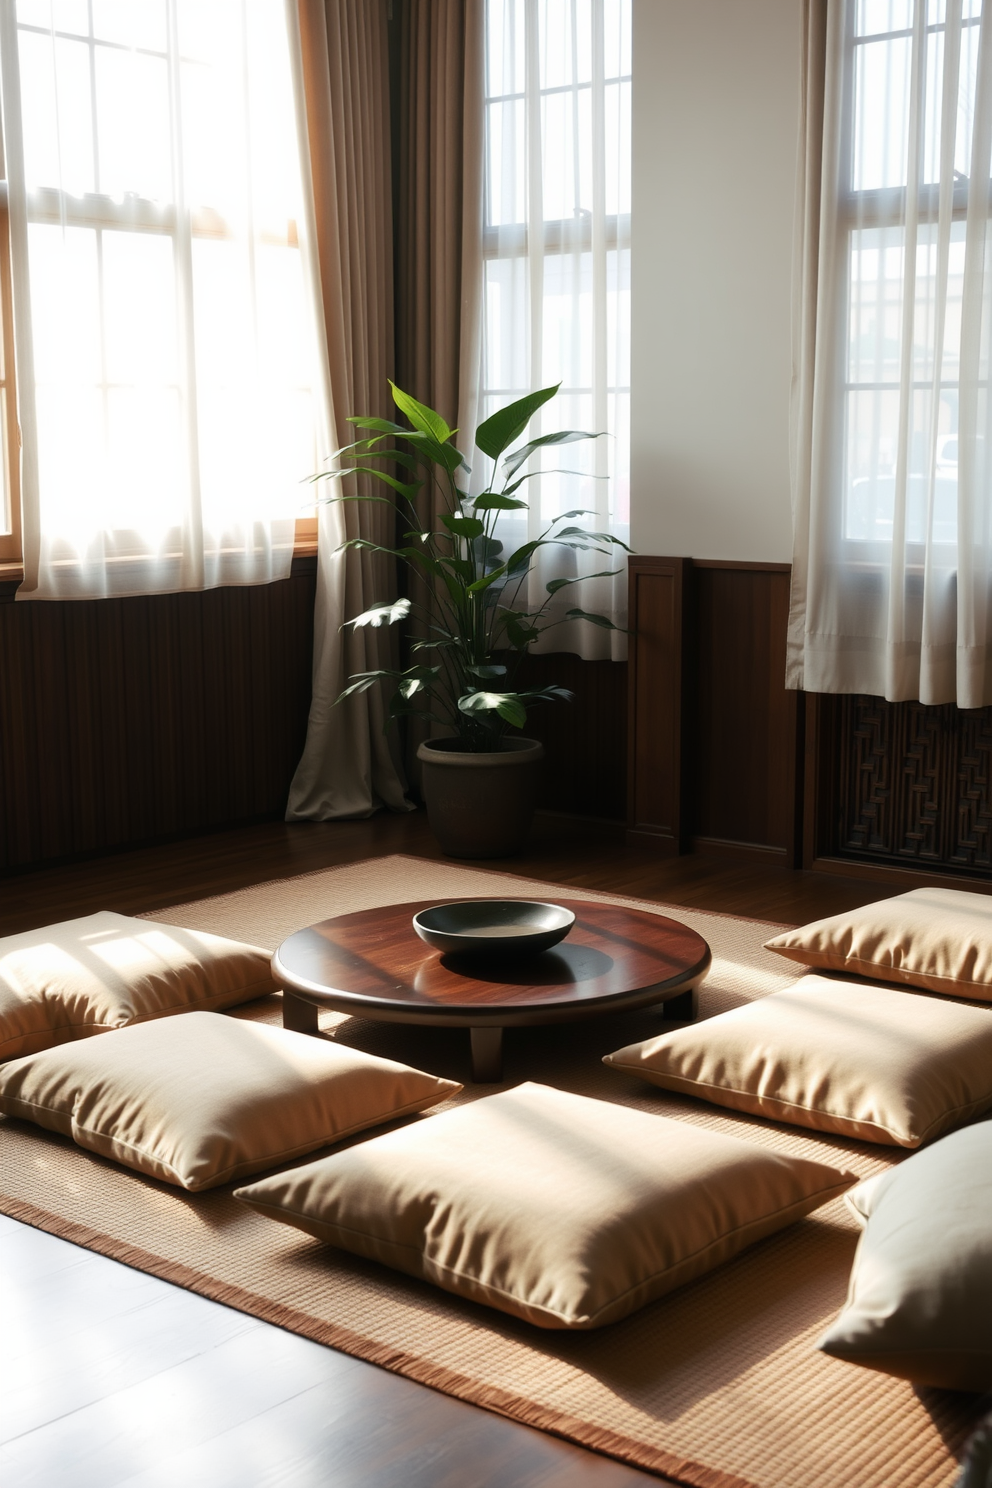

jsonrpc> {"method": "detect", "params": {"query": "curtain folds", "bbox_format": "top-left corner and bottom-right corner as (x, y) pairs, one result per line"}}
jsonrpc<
(396, 0), (484, 447)
(789, 0), (992, 707)
(394, 0), (485, 769)
(284, 0), (410, 819)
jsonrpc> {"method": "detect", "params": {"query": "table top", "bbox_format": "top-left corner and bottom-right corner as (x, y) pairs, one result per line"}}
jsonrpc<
(272, 898), (711, 1028)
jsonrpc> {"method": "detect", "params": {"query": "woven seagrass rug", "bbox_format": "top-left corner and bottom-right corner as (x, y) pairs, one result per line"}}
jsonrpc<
(0, 854), (987, 1488)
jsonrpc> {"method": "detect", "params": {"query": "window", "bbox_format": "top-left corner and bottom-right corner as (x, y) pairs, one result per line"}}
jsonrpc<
(478, 0), (630, 655)
(840, 0), (983, 551)
(789, 0), (992, 705)
(0, 0), (319, 595)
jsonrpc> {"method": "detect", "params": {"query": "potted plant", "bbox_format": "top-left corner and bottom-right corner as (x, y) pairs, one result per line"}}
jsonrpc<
(318, 381), (627, 857)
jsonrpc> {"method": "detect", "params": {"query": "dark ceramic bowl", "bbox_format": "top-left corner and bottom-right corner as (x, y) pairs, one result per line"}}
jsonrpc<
(412, 900), (575, 957)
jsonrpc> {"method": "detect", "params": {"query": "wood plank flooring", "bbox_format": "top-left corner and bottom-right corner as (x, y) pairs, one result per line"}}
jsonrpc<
(0, 810), (889, 1487)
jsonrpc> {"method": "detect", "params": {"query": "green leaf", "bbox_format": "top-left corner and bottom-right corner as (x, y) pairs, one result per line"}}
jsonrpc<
(505, 539), (542, 575)
(318, 466), (423, 502)
(527, 684), (574, 704)
(441, 514), (485, 540)
(546, 568), (619, 595)
(502, 429), (601, 481)
(466, 663), (507, 679)
(344, 598), (411, 630)
(472, 535), (503, 567)
(504, 617), (540, 648)
(389, 381), (453, 444)
(472, 493), (529, 511)
(475, 384), (560, 461)
(335, 668), (407, 704)
(466, 565), (508, 596)
(554, 526), (632, 550)
(458, 691), (528, 729)
(347, 416), (408, 433)
(564, 608), (622, 630)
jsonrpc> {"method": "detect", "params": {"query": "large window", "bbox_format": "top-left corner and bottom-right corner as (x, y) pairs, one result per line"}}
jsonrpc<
(842, 0), (983, 551)
(0, 0), (318, 596)
(480, 0), (630, 654)
(790, 0), (992, 705)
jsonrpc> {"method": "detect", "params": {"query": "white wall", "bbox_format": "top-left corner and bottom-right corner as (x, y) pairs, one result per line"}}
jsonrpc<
(630, 0), (802, 561)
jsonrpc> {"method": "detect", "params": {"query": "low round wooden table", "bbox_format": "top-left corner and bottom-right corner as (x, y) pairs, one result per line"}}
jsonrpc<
(273, 899), (711, 1082)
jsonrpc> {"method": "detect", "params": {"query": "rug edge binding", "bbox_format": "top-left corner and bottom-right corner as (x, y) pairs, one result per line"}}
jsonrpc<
(0, 1190), (760, 1488)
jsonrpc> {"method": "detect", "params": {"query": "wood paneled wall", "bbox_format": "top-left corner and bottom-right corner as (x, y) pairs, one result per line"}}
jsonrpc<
(0, 560), (629, 874)
(627, 557), (803, 862)
(626, 558), (691, 851)
(0, 562), (317, 872)
(515, 649), (628, 822)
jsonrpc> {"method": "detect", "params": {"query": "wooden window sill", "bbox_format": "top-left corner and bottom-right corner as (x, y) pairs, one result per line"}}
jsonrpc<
(0, 538), (320, 597)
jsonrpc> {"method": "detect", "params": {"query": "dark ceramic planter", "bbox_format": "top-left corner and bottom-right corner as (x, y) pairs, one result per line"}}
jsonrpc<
(416, 736), (545, 858)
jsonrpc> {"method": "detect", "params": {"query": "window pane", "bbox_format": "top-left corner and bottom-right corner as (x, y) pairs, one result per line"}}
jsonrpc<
(487, 99), (526, 227)
(95, 47), (172, 201)
(541, 87), (592, 221)
(854, 35), (912, 191)
(105, 387), (183, 532)
(541, 0), (592, 89)
(91, 0), (167, 52)
(19, 31), (94, 194)
(101, 232), (177, 386)
(856, 0), (913, 38)
(487, 0), (524, 98)
(17, 0), (88, 34)
(27, 223), (101, 385)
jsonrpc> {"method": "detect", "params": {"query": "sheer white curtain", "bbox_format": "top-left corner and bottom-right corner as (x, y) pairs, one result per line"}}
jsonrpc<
(0, 0), (319, 600)
(790, 0), (992, 705)
(480, 0), (630, 660)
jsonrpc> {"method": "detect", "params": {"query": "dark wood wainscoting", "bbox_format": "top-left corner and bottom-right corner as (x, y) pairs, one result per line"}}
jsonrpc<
(627, 557), (803, 863)
(806, 692), (992, 885)
(513, 649), (628, 822)
(0, 561), (317, 872)
(0, 562), (629, 874)
(625, 555), (992, 887)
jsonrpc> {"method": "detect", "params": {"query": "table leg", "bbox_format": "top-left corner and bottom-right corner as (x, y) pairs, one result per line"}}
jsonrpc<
(283, 991), (320, 1034)
(470, 1027), (503, 1082)
(662, 987), (699, 1022)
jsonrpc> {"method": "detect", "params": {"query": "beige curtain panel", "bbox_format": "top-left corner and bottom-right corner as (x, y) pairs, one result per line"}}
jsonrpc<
(286, 0), (485, 819)
(789, 0), (992, 707)
(396, 0), (485, 448)
(285, 0), (410, 820)
(394, 0), (485, 773)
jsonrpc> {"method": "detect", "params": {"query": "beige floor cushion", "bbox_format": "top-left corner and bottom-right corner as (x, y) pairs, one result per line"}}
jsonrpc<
(764, 887), (992, 1001)
(604, 974), (992, 1147)
(0, 911), (278, 1062)
(234, 1081), (853, 1330)
(818, 1121), (992, 1391)
(0, 1011), (460, 1191)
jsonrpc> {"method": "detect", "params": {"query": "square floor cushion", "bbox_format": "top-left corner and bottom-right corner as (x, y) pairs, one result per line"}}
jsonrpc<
(764, 887), (992, 1002)
(0, 911), (277, 1062)
(0, 1011), (460, 1191)
(818, 1121), (992, 1391)
(604, 974), (992, 1147)
(234, 1081), (854, 1330)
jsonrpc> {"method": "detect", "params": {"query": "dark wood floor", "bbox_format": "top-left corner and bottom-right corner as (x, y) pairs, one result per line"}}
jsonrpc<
(0, 806), (890, 937)
(0, 810), (892, 1487)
